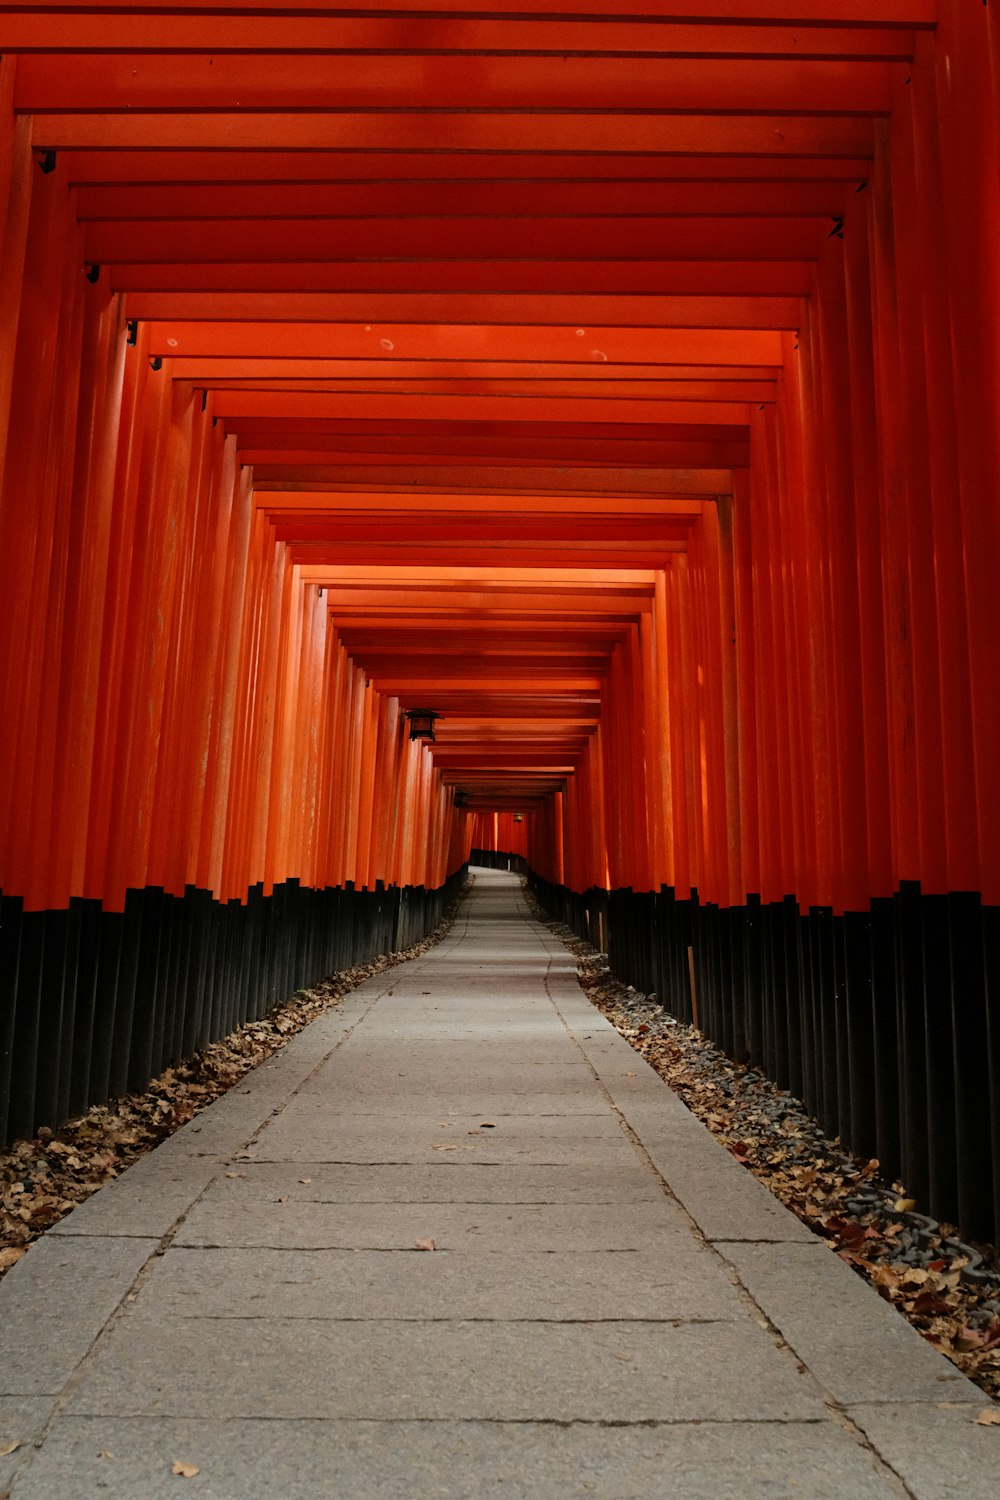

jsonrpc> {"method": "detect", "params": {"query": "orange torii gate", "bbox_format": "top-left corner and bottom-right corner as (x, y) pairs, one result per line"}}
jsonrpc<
(0, 1), (999, 1242)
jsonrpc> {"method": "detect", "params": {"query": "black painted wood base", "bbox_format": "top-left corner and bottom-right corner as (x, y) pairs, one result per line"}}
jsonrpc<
(0, 867), (467, 1151)
(527, 872), (1000, 1246)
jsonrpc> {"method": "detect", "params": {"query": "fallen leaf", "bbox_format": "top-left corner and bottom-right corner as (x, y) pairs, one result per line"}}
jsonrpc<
(97, 1451), (113, 1459)
(0, 1248), (26, 1272)
(172, 1460), (200, 1477)
(298, 1178), (312, 1185)
(224, 1172), (245, 1179)
(479, 1122), (497, 1128)
(0, 1440), (21, 1457)
(432, 1144), (458, 1151)
(895, 1197), (917, 1213)
(909, 1290), (955, 1318)
(414, 1238), (436, 1252)
(975, 1408), (1000, 1426)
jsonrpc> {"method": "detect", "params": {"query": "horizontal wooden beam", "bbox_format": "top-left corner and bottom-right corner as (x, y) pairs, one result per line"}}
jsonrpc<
(285, 494), (707, 515)
(127, 291), (803, 330)
(18, 56), (893, 114)
(210, 378), (776, 401)
(0, 1), (936, 24)
(80, 181), (850, 220)
(111, 261), (815, 298)
(148, 322), (785, 363)
(0, 17), (920, 60)
(241, 445), (749, 470)
(29, 112), (877, 156)
(55, 149), (876, 186)
(213, 390), (752, 423)
(174, 360), (779, 382)
(253, 467), (735, 494)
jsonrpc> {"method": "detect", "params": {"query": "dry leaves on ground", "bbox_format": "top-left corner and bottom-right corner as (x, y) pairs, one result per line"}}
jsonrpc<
(0, 882), (471, 1283)
(525, 890), (1000, 1405)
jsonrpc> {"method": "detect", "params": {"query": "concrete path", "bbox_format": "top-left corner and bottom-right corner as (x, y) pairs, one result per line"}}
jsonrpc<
(2, 870), (996, 1498)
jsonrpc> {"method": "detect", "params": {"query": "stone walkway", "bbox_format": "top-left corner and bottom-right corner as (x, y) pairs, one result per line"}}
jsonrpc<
(2, 870), (996, 1498)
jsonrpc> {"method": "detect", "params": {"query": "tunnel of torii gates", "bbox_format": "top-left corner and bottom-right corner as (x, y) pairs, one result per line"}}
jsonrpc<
(0, 1), (999, 1243)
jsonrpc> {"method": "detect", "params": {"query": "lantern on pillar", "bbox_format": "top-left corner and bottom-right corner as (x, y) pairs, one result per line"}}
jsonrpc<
(405, 708), (440, 742)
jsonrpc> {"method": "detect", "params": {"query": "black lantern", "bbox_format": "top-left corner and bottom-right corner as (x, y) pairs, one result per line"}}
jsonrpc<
(454, 791), (469, 808)
(405, 708), (440, 742)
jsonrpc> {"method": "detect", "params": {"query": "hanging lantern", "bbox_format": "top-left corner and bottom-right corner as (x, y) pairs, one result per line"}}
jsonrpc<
(405, 708), (440, 742)
(513, 813), (524, 823)
(454, 791), (469, 808)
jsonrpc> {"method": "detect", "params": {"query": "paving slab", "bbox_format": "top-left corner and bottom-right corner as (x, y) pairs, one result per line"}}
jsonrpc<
(716, 1241), (984, 1404)
(197, 1158), (666, 1203)
(620, 1101), (819, 1243)
(172, 1196), (694, 1252)
(293, 1071), (610, 1114)
(50, 1152), (222, 1239)
(252, 1103), (624, 1139)
(244, 1115), (641, 1167)
(0, 1398), (55, 1492)
(8, 1416), (903, 1500)
(65, 1317), (827, 1422)
(281, 1038), (593, 1079)
(129, 1244), (744, 1322)
(846, 1402), (1000, 1499)
(1, 1234), (156, 1395)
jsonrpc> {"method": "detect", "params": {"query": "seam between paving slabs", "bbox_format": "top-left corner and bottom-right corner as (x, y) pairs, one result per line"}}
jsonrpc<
(119, 1313), (737, 1325)
(526, 917), (918, 1500)
(23, 1415), (865, 1430)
